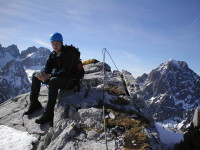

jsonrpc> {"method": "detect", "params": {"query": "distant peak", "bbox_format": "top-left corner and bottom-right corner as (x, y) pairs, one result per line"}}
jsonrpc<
(157, 59), (189, 73)
(164, 59), (188, 68)
(7, 44), (18, 49)
(167, 59), (180, 68)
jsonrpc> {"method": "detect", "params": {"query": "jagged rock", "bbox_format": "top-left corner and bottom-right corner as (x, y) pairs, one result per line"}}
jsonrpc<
(193, 108), (200, 127)
(174, 108), (200, 150)
(122, 70), (140, 95)
(83, 61), (111, 74)
(0, 60), (30, 103)
(0, 61), (161, 150)
(21, 46), (38, 59)
(83, 70), (127, 96)
(83, 71), (103, 88)
(87, 130), (100, 140)
(137, 73), (148, 87)
(143, 122), (161, 150)
(43, 127), (54, 149)
(77, 108), (103, 129)
(121, 70), (146, 113)
(135, 59), (200, 131)
(0, 44), (20, 69)
(21, 47), (51, 69)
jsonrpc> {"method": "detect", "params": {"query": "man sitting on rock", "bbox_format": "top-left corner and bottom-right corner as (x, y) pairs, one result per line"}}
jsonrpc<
(25, 32), (75, 124)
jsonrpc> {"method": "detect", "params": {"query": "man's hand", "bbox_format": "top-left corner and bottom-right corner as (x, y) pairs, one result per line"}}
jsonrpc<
(37, 73), (51, 82)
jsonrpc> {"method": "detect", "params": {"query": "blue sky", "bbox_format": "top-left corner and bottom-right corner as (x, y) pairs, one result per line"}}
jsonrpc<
(0, 0), (200, 77)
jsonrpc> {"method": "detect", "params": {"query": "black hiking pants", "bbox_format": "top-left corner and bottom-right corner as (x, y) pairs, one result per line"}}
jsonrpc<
(30, 72), (73, 115)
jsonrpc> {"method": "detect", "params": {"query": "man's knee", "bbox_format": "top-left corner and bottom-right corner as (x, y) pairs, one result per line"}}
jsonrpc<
(49, 77), (58, 87)
(32, 72), (37, 78)
(49, 77), (67, 89)
(32, 72), (40, 82)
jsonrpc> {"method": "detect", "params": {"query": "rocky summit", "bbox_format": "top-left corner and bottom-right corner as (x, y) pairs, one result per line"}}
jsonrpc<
(0, 44), (20, 69)
(174, 108), (200, 150)
(135, 59), (200, 131)
(1, 44), (200, 149)
(21, 46), (51, 69)
(0, 61), (161, 150)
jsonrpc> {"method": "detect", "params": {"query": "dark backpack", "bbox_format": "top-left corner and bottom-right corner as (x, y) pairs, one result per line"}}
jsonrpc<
(65, 44), (85, 92)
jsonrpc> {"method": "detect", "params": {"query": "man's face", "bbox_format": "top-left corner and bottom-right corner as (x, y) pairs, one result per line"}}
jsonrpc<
(51, 41), (62, 53)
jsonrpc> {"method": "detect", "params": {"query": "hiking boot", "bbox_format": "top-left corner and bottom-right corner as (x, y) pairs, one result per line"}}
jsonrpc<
(24, 101), (43, 115)
(35, 112), (54, 124)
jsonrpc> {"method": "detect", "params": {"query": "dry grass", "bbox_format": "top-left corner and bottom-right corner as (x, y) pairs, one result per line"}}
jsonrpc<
(106, 109), (150, 150)
(106, 85), (126, 96)
(84, 128), (103, 133)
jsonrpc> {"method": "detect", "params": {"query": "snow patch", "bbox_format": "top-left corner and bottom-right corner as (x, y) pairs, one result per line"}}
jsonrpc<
(24, 65), (44, 82)
(169, 59), (180, 68)
(157, 59), (181, 75)
(155, 122), (183, 145)
(0, 125), (38, 150)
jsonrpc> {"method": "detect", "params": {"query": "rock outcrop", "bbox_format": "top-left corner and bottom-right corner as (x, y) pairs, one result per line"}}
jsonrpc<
(0, 44), (51, 102)
(0, 60), (30, 103)
(174, 108), (200, 150)
(135, 59), (200, 131)
(0, 61), (161, 150)
(0, 44), (20, 69)
(21, 46), (51, 69)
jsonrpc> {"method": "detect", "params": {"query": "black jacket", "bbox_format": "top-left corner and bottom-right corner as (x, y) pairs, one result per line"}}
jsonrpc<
(44, 46), (75, 79)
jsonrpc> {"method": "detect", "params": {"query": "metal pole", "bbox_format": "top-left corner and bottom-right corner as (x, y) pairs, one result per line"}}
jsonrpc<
(102, 48), (108, 150)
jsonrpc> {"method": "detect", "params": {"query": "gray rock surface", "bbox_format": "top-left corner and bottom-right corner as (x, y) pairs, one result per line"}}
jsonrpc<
(192, 108), (200, 127)
(122, 70), (139, 95)
(21, 47), (51, 69)
(0, 44), (20, 69)
(0, 60), (30, 103)
(0, 61), (161, 150)
(83, 62), (111, 74)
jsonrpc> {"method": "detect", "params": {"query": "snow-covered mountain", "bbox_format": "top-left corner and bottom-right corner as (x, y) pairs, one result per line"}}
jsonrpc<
(20, 46), (51, 81)
(0, 60), (30, 103)
(135, 59), (200, 131)
(0, 44), (20, 69)
(21, 46), (50, 68)
(2, 44), (200, 148)
(0, 44), (51, 103)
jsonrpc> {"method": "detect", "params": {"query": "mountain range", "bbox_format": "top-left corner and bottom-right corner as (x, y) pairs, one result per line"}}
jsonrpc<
(0, 44), (51, 103)
(0, 43), (200, 149)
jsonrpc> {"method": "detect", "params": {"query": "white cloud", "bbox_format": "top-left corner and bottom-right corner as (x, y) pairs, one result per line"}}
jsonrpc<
(119, 50), (142, 63)
(33, 40), (51, 48)
(190, 14), (200, 27)
(0, 1), (51, 25)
